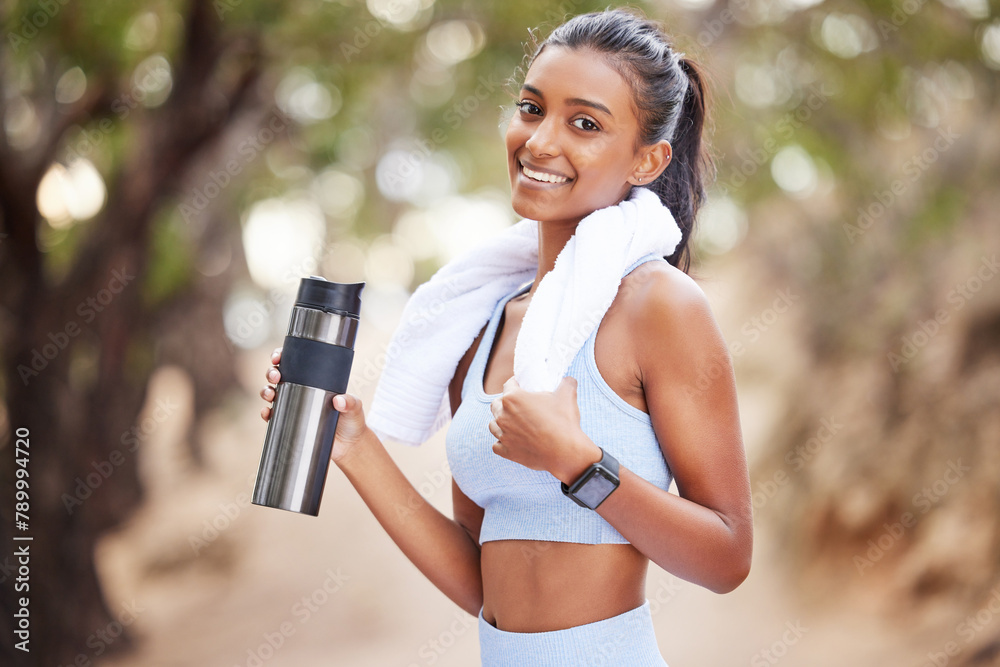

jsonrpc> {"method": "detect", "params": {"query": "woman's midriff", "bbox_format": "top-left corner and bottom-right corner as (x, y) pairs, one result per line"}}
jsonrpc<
(480, 540), (648, 632)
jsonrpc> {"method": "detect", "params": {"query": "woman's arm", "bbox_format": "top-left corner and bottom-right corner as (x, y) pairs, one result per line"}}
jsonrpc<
(490, 268), (752, 594)
(596, 267), (753, 593)
(333, 413), (484, 613)
(261, 345), (486, 614)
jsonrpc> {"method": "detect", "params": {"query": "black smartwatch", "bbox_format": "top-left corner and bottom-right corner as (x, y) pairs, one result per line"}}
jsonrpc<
(560, 448), (620, 510)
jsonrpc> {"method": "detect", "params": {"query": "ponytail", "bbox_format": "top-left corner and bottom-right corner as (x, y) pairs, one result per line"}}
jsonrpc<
(649, 58), (711, 273)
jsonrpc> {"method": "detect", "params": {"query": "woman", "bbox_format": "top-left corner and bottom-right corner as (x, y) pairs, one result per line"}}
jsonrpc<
(262, 9), (751, 666)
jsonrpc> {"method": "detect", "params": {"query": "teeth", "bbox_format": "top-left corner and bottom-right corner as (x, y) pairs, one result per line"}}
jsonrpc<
(522, 165), (568, 184)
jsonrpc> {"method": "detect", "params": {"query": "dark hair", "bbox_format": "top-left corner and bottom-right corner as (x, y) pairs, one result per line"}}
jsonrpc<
(527, 9), (713, 273)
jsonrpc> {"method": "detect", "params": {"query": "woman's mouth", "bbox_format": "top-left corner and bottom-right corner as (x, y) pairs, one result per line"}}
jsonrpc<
(520, 163), (571, 185)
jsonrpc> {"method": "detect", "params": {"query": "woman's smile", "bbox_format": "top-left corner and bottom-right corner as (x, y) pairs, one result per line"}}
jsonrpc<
(518, 160), (573, 186)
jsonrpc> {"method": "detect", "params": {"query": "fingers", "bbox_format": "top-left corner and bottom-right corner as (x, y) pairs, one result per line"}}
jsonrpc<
(332, 393), (361, 412)
(262, 348), (283, 422)
(487, 419), (502, 440)
(555, 375), (577, 393)
(265, 348), (282, 384)
(490, 396), (503, 419)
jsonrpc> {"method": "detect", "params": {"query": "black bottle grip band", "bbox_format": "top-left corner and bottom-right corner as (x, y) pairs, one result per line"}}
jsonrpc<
(279, 336), (354, 393)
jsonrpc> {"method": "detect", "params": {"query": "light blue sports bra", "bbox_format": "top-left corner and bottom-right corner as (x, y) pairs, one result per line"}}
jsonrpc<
(445, 254), (673, 545)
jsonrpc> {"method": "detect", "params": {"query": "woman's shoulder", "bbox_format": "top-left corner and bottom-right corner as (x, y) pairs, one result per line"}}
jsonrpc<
(610, 259), (727, 362)
(618, 259), (714, 328)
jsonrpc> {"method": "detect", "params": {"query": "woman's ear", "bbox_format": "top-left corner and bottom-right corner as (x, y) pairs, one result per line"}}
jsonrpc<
(628, 140), (672, 186)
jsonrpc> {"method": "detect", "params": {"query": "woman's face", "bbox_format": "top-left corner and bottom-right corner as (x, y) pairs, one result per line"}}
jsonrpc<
(504, 45), (659, 226)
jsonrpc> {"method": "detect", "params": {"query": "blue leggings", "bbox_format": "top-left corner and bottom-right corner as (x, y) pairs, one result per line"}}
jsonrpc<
(478, 600), (668, 666)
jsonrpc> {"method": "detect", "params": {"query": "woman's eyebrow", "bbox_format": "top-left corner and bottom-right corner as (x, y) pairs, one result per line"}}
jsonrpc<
(521, 84), (613, 117)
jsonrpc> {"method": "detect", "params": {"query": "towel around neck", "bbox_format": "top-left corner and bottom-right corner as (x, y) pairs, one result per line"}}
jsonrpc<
(366, 187), (682, 447)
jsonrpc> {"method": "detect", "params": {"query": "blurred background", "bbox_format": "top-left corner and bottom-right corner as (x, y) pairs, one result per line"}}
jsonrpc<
(1, 0), (998, 665)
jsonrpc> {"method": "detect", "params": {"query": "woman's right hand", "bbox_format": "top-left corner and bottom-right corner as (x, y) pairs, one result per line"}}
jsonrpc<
(260, 348), (283, 422)
(260, 347), (371, 463)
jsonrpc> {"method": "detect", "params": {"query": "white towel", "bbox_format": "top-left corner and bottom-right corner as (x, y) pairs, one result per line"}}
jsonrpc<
(366, 187), (682, 446)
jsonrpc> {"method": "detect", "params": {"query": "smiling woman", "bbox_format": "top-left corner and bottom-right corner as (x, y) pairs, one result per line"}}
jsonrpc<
(262, 8), (749, 667)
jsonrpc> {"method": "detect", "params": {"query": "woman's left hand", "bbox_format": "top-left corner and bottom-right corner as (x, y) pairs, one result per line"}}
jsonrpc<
(488, 376), (602, 484)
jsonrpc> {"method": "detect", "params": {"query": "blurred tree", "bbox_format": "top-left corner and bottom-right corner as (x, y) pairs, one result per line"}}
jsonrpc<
(0, 1), (266, 663)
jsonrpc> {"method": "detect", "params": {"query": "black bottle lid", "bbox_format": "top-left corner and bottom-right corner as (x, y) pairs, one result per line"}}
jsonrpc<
(295, 276), (365, 318)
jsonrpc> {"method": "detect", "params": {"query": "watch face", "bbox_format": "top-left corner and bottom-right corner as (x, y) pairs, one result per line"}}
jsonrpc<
(576, 470), (618, 508)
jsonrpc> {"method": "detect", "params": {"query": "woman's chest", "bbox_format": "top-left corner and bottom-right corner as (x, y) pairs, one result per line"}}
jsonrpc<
(482, 297), (646, 413)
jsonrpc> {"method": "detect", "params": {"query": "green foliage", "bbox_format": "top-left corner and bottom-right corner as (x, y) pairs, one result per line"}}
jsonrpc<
(7, 0), (998, 355)
(142, 209), (194, 308)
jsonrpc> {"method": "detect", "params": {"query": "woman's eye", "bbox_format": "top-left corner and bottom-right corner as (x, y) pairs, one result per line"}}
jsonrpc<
(572, 117), (599, 132)
(517, 101), (542, 116)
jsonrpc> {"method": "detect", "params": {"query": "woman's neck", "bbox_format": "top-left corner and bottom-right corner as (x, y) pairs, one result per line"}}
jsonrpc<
(529, 218), (580, 297)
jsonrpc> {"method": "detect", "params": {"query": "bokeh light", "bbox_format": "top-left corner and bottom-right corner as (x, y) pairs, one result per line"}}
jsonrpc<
(276, 68), (342, 124)
(125, 11), (161, 50)
(982, 21), (1000, 70)
(36, 160), (107, 227)
(424, 20), (485, 66)
(3, 96), (40, 150)
(818, 13), (878, 59)
(241, 196), (325, 290)
(697, 196), (749, 255)
(133, 54), (173, 108)
(55, 67), (87, 105)
(770, 144), (817, 198)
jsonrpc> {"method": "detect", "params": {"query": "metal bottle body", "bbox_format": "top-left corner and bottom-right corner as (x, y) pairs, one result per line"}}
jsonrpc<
(253, 287), (361, 516)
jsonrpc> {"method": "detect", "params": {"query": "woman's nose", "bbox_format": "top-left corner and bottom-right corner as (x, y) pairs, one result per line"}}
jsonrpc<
(525, 116), (560, 158)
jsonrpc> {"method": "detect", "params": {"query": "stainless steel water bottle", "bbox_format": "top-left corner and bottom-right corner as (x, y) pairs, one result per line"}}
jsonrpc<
(253, 276), (365, 516)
